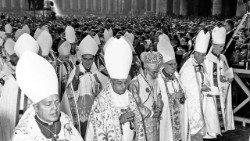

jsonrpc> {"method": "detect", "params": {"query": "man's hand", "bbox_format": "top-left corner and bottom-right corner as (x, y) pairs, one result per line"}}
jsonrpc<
(152, 101), (163, 119)
(227, 78), (233, 83)
(175, 91), (184, 99)
(92, 82), (102, 97)
(75, 65), (80, 77)
(201, 84), (211, 92)
(220, 75), (228, 83)
(119, 111), (135, 125)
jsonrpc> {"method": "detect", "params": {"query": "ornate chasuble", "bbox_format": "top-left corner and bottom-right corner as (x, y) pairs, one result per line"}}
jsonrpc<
(13, 107), (83, 141)
(88, 82), (146, 141)
(133, 73), (159, 141)
(58, 60), (74, 98)
(162, 71), (183, 141)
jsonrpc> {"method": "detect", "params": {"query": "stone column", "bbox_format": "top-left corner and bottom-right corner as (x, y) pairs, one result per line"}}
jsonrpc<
(94, 0), (97, 11)
(108, 0), (111, 13)
(117, 0), (120, 13)
(115, 0), (118, 13)
(100, 0), (103, 12)
(151, 0), (154, 12)
(145, 0), (148, 11)
(212, 0), (222, 15)
(70, 0), (73, 9)
(86, 0), (89, 11)
(78, 0), (81, 10)
(180, 0), (187, 15)
(11, 0), (14, 9)
(2, 0), (6, 9)
(62, 0), (65, 10)
(173, 0), (180, 15)
(156, 0), (160, 13)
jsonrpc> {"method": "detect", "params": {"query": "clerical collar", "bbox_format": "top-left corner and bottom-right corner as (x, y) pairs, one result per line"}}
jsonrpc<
(35, 115), (61, 140)
(35, 114), (54, 126)
(211, 51), (220, 59)
(162, 69), (175, 80)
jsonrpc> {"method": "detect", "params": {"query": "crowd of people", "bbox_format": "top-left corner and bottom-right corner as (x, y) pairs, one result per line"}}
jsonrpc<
(0, 13), (249, 141)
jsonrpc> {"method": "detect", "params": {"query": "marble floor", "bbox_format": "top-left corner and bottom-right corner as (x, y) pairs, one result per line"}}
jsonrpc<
(204, 123), (250, 141)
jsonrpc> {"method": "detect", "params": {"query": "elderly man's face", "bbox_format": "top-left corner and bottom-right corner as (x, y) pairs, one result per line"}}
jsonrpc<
(163, 59), (177, 75)
(194, 51), (206, 64)
(145, 64), (160, 79)
(212, 43), (224, 55)
(34, 94), (60, 123)
(111, 78), (129, 95)
(224, 22), (231, 33)
(81, 54), (94, 71)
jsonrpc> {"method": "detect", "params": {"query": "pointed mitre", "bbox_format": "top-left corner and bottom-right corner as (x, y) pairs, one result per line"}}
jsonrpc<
(103, 37), (115, 53)
(5, 24), (12, 34)
(33, 28), (43, 40)
(109, 28), (113, 37)
(41, 25), (49, 32)
(4, 38), (15, 55)
(194, 30), (211, 53)
(94, 34), (101, 45)
(0, 31), (6, 39)
(22, 25), (30, 35)
(16, 51), (58, 103)
(157, 34), (175, 63)
(212, 26), (226, 44)
(37, 30), (53, 56)
(104, 38), (132, 79)
(65, 26), (76, 43)
(58, 41), (71, 56)
(121, 36), (135, 52)
(78, 35), (98, 56)
(14, 33), (40, 57)
(15, 29), (24, 41)
(104, 29), (110, 42)
(124, 32), (135, 45)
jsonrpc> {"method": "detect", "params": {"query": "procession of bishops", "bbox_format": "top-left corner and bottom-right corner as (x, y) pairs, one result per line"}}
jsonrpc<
(0, 13), (249, 141)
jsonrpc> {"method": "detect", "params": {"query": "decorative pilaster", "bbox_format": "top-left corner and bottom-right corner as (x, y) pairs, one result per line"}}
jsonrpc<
(212, 0), (222, 15)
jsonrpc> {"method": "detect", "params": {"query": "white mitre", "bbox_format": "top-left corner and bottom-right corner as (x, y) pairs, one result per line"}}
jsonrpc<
(22, 25), (31, 35)
(14, 29), (24, 41)
(16, 51), (58, 103)
(79, 35), (98, 56)
(104, 29), (110, 43)
(212, 26), (226, 44)
(104, 38), (132, 79)
(33, 28), (43, 40)
(65, 26), (76, 44)
(58, 41), (71, 56)
(121, 36), (135, 52)
(14, 33), (40, 57)
(94, 34), (101, 45)
(109, 28), (113, 37)
(4, 38), (15, 55)
(157, 34), (175, 63)
(103, 37), (115, 53)
(194, 30), (210, 53)
(37, 30), (53, 56)
(124, 32), (135, 45)
(5, 24), (12, 34)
